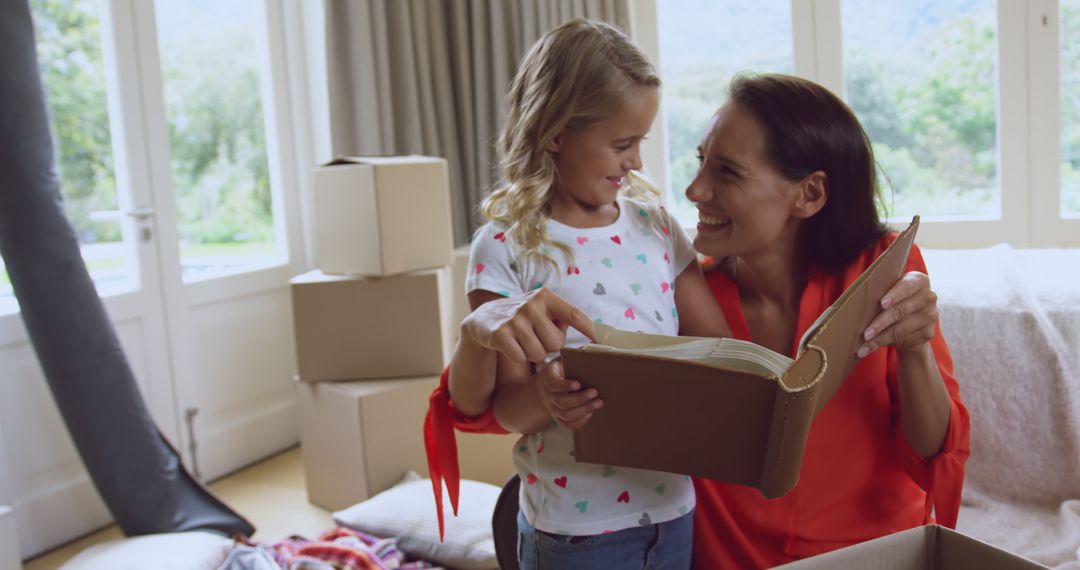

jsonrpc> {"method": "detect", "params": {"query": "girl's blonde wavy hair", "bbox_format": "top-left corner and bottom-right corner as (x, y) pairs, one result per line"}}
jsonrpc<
(481, 18), (662, 276)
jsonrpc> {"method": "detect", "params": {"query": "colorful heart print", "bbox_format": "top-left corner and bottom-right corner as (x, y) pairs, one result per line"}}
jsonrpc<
(661, 281), (670, 293)
(575, 501), (589, 513)
(636, 254), (647, 263)
(624, 307), (636, 320)
(475, 263), (485, 274)
(617, 491), (630, 503)
(554, 476), (568, 488)
(593, 283), (606, 295)
(610, 235), (622, 245)
(630, 283), (641, 295)
(527, 473), (538, 485)
(493, 231), (506, 242)
(576, 236), (588, 245)
(602, 258), (613, 268)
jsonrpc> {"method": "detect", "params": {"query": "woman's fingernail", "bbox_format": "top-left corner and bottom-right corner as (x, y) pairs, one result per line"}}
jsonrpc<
(857, 346), (869, 358)
(882, 297), (893, 309)
(864, 328), (875, 341)
(586, 390), (597, 398)
(569, 381), (580, 391)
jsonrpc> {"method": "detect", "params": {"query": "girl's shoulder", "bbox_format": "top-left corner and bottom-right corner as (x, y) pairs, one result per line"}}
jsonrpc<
(471, 220), (510, 240)
(619, 194), (665, 218)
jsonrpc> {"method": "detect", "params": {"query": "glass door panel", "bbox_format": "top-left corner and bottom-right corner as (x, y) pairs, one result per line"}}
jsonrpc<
(11, 0), (138, 312)
(658, 0), (795, 228)
(153, 0), (282, 282)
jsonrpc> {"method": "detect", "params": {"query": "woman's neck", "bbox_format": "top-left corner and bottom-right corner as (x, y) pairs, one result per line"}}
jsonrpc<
(727, 238), (807, 311)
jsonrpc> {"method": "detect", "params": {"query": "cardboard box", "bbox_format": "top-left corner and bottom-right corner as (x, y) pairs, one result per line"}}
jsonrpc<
(450, 244), (472, 340)
(775, 525), (1047, 569)
(314, 156), (453, 276)
(290, 267), (453, 382)
(296, 377), (518, 511)
(297, 377), (437, 511)
(0, 505), (19, 570)
(456, 431), (518, 487)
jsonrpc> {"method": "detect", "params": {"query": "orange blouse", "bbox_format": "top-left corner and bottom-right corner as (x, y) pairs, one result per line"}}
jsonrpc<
(693, 234), (971, 569)
(424, 233), (971, 566)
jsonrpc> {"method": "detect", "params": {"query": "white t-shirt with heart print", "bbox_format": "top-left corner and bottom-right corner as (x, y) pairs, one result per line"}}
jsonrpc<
(465, 196), (698, 536)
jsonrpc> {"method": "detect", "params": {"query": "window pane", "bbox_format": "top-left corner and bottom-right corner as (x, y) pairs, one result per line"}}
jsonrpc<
(843, 0), (999, 220)
(19, 0), (135, 307)
(1063, 0), (1080, 216)
(155, 0), (281, 282)
(658, 0), (794, 227)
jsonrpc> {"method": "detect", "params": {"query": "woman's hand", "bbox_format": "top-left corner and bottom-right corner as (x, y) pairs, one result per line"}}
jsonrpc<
(460, 288), (598, 364)
(858, 271), (939, 358)
(534, 359), (603, 430)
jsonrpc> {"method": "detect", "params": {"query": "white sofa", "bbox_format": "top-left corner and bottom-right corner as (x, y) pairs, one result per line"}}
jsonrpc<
(924, 246), (1080, 569)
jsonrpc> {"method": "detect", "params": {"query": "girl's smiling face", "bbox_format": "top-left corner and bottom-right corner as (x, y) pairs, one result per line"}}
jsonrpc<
(547, 85), (659, 224)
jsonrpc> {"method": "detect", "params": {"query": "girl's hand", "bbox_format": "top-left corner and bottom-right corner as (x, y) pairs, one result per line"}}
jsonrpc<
(461, 288), (598, 364)
(535, 359), (603, 430)
(858, 271), (939, 358)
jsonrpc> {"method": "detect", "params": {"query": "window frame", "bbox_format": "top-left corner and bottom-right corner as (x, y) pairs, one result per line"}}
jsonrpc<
(634, 0), (1080, 248)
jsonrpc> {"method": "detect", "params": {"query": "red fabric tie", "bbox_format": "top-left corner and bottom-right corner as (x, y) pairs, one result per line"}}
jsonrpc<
(424, 367), (508, 540)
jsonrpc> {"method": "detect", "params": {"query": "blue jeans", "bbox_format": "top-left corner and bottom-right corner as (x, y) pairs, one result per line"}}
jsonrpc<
(517, 510), (693, 570)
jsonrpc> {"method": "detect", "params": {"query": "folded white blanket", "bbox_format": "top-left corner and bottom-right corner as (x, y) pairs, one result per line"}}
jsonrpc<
(924, 245), (1080, 568)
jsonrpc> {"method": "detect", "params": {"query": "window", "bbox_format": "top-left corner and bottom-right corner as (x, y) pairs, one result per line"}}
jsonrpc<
(1063, 0), (1080, 216)
(843, 0), (999, 221)
(657, 0), (794, 227)
(641, 1), (1079, 247)
(154, 0), (283, 281)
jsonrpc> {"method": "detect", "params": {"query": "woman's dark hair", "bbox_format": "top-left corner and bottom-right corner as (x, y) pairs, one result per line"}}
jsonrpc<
(727, 73), (887, 274)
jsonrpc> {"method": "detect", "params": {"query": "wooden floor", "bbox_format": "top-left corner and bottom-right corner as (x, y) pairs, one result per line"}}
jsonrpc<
(23, 446), (332, 570)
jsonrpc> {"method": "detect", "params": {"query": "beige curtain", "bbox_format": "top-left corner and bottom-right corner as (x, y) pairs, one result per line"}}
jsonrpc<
(325, 0), (631, 245)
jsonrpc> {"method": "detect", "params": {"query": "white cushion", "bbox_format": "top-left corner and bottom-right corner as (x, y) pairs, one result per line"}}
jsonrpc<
(333, 471), (500, 570)
(59, 531), (235, 570)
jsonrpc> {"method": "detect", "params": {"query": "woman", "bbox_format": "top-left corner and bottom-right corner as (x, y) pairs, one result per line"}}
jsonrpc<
(425, 74), (970, 568)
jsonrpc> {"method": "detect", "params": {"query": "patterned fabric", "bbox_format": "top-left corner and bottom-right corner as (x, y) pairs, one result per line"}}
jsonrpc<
(231, 527), (438, 570)
(465, 196), (698, 536)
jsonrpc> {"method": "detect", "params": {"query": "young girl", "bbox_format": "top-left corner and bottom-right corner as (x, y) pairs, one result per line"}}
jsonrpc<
(449, 19), (732, 569)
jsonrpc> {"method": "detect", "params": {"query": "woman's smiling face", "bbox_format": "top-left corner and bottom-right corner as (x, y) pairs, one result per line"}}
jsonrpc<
(685, 102), (805, 259)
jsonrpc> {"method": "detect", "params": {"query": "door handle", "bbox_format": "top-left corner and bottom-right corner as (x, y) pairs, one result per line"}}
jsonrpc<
(125, 207), (156, 220)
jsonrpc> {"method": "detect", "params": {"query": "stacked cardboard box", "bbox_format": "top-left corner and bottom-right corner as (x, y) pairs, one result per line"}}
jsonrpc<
(292, 156), (515, 512)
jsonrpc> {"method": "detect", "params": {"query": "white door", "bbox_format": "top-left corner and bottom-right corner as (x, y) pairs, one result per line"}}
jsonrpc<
(0, 0), (311, 558)
(130, 0), (306, 483)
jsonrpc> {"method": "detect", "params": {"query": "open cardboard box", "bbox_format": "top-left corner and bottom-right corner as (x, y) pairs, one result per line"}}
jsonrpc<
(313, 155), (453, 277)
(775, 525), (1047, 569)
